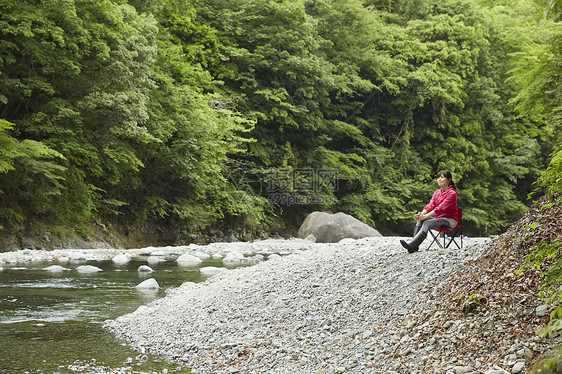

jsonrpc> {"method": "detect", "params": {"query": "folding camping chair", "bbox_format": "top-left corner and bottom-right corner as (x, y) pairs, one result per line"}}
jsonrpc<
(426, 208), (463, 250)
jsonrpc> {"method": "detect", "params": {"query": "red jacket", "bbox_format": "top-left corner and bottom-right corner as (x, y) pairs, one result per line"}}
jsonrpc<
(424, 186), (458, 220)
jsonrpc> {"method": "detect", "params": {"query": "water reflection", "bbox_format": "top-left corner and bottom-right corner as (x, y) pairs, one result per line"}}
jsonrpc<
(0, 257), (224, 373)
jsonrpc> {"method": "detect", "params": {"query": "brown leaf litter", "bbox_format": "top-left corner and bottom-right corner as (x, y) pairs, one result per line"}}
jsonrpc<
(400, 195), (562, 373)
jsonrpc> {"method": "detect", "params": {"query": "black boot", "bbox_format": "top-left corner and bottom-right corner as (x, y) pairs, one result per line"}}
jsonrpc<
(400, 231), (427, 253)
(413, 224), (421, 237)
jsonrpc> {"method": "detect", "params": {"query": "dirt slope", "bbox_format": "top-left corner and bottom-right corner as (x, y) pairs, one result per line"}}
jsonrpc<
(400, 196), (562, 373)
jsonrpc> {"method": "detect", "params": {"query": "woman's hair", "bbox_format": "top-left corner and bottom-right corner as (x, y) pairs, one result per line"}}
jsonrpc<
(437, 170), (456, 189)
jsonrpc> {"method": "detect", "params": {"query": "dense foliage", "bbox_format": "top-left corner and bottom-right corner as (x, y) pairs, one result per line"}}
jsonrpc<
(512, 0), (562, 357)
(0, 0), (559, 240)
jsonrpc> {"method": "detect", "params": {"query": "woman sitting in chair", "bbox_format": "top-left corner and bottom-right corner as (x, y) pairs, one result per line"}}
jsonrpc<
(401, 170), (458, 253)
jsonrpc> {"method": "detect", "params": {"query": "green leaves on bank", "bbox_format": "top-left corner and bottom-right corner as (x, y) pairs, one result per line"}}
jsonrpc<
(0, 0), (559, 237)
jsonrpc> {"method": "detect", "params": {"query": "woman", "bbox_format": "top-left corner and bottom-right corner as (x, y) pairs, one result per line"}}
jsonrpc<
(400, 170), (458, 253)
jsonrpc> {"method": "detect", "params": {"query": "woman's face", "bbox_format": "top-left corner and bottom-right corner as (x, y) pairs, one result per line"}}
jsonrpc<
(437, 174), (450, 189)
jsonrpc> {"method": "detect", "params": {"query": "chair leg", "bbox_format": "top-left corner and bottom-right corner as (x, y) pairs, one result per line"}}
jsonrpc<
(426, 225), (465, 251)
(426, 230), (443, 250)
(444, 226), (463, 249)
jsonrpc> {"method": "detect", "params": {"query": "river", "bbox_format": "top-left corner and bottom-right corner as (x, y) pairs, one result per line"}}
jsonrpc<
(0, 256), (230, 373)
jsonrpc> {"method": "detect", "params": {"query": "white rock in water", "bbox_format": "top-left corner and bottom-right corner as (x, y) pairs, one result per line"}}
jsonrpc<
(150, 250), (166, 257)
(43, 265), (70, 272)
(138, 265), (154, 273)
(222, 250), (245, 265)
(136, 278), (159, 289)
(0, 267), (3, 272)
(56, 256), (70, 263)
(147, 256), (165, 265)
(191, 251), (211, 261)
(176, 254), (203, 267)
(76, 265), (103, 273)
(69, 252), (96, 261)
(165, 252), (182, 261)
(112, 254), (130, 265)
(138, 247), (157, 256)
(200, 266), (227, 277)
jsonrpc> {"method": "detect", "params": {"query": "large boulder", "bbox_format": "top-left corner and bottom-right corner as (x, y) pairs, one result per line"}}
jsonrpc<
(297, 212), (381, 243)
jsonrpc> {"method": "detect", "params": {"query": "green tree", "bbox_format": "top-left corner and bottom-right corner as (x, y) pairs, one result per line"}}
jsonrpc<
(0, 119), (17, 174)
(122, 0), (267, 233)
(509, 0), (562, 201)
(194, 0), (375, 225)
(0, 0), (558, 240)
(0, 0), (158, 228)
(0, 120), (66, 227)
(351, 0), (550, 234)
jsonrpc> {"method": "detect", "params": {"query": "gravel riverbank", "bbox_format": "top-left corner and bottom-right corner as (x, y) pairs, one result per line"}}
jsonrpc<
(104, 236), (512, 374)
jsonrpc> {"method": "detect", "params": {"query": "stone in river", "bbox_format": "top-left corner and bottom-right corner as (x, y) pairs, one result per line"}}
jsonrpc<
(138, 265), (154, 273)
(147, 256), (165, 265)
(76, 265), (103, 273)
(43, 265), (70, 272)
(200, 266), (227, 277)
(222, 251), (245, 265)
(112, 254), (130, 265)
(176, 254), (203, 267)
(191, 251), (211, 261)
(136, 278), (159, 289)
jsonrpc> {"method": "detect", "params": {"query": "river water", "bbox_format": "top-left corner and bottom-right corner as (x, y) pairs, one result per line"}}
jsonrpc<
(0, 257), (230, 373)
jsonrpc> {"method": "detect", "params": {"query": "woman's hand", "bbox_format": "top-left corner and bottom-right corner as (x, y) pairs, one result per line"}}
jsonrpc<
(415, 210), (432, 221)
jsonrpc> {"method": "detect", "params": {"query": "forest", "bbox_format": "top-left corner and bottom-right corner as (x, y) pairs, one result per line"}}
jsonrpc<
(0, 0), (560, 242)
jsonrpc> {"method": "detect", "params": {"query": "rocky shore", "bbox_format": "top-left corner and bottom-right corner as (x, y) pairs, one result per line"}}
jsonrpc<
(103, 235), (557, 374)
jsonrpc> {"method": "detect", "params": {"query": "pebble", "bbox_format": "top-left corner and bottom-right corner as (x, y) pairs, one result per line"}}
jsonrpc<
(536, 304), (549, 317)
(454, 366), (474, 374)
(105, 237), (493, 373)
(512, 361), (525, 373)
(7, 236), (550, 374)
